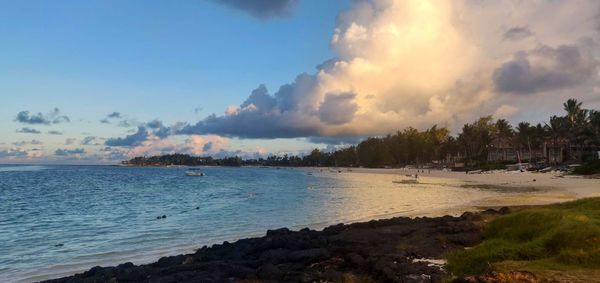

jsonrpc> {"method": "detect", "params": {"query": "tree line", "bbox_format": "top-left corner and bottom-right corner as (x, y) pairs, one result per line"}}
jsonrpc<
(124, 99), (600, 168)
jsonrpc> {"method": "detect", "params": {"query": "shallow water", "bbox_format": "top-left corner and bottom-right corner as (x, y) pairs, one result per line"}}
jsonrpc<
(1, 165), (506, 282)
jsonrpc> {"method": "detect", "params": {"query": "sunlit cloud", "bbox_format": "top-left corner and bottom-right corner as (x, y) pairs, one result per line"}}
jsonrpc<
(179, 0), (600, 139)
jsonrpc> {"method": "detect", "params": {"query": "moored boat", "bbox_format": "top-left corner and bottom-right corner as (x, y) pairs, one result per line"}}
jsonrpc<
(185, 168), (205, 176)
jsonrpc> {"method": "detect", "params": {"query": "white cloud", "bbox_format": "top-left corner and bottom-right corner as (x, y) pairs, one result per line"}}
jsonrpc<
(183, 0), (600, 138)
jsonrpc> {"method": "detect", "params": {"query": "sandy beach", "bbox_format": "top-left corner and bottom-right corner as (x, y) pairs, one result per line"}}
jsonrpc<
(345, 167), (600, 209)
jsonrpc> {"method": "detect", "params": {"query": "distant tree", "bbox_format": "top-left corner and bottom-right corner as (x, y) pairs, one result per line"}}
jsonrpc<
(458, 116), (495, 165)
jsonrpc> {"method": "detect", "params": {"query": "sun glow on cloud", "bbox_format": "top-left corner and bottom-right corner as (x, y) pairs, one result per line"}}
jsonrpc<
(181, 0), (600, 140)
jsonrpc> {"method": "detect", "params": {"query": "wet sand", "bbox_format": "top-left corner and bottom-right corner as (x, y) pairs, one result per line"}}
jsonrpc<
(347, 167), (600, 208)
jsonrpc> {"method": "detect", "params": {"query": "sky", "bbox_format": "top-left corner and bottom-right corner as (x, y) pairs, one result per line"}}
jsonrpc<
(1, 0), (600, 164)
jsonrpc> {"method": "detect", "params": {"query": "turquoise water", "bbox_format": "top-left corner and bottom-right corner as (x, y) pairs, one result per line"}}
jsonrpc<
(0, 165), (501, 282)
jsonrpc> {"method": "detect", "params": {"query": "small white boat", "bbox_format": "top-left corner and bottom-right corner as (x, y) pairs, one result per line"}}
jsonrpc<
(185, 169), (205, 176)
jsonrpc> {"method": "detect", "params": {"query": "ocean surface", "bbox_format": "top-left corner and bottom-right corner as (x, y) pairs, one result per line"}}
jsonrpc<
(1, 165), (505, 282)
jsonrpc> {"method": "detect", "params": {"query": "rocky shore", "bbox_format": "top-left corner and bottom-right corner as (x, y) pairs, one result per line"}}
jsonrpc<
(44, 208), (511, 283)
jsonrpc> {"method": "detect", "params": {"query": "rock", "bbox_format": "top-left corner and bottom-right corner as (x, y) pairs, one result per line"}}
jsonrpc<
(323, 223), (345, 234)
(288, 248), (330, 262)
(82, 266), (104, 277)
(258, 263), (284, 280)
(117, 262), (134, 268)
(259, 249), (290, 264)
(482, 208), (500, 215)
(154, 255), (184, 267)
(499, 207), (511, 214)
(266, 227), (290, 237)
(321, 269), (343, 281)
(346, 252), (365, 267)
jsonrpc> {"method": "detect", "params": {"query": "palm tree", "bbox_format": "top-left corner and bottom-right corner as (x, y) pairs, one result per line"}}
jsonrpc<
(563, 98), (583, 127)
(563, 99), (590, 161)
(516, 122), (533, 162)
(545, 116), (567, 165)
(495, 119), (514, 137)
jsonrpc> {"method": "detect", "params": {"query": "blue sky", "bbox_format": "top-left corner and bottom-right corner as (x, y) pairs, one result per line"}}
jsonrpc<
(0, 0), (350, 163)
(2, 0), (599, 164)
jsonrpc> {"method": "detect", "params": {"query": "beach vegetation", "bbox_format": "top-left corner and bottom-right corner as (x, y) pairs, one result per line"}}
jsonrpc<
(445, 198), (600, 279)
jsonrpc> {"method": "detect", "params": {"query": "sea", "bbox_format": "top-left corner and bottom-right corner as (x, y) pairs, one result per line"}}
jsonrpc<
(1, 165), (506, 282)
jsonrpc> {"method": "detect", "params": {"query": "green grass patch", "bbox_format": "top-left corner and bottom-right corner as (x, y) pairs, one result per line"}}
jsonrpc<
(445, 198), (600, 277)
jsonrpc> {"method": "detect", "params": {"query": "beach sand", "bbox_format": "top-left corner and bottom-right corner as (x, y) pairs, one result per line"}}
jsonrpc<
(346, 167), (600, 210)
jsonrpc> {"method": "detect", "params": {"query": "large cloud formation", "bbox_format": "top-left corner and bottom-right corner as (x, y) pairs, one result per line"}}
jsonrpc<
(211, 0), (298, 20)
(179, 0), (600, 139)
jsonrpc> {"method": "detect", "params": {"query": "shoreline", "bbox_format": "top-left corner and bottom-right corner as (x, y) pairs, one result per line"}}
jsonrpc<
(45, 206), (508, 282)
(19, 168), (600, 282)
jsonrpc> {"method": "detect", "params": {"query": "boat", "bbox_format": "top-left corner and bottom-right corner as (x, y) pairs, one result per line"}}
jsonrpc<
(185, 168), (205, 176)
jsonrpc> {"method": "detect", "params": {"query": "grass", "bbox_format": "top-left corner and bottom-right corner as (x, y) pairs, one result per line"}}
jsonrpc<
(445, 198), (600, 279)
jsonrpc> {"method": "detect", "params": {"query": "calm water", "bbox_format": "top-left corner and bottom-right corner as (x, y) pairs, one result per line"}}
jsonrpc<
(1, 165), (503, 282)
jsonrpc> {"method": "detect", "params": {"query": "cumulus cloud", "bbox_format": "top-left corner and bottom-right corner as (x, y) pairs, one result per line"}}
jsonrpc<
(12, 139), (43, 146)
(99, 147), (128, 160)
(81, 136), (103, 146)
(211, 0), (298, 20)
(105, 126), (149, 147)
(107, 112), (122, 119)
(16, 127), (41, 134)
(100, 112), (122, 124)
(175, 0), (600, 139)
(55, 148), (85, 156)
(493, 43), (599, 94)
(0, 148), (28, 158)
(117, 119), (137, 128)
(15, 108), (70, 125)
(182, 135), (230, 155)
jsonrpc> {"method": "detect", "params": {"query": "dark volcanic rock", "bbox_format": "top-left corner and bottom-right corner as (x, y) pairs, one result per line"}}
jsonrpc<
(43, 211), (492, 283)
